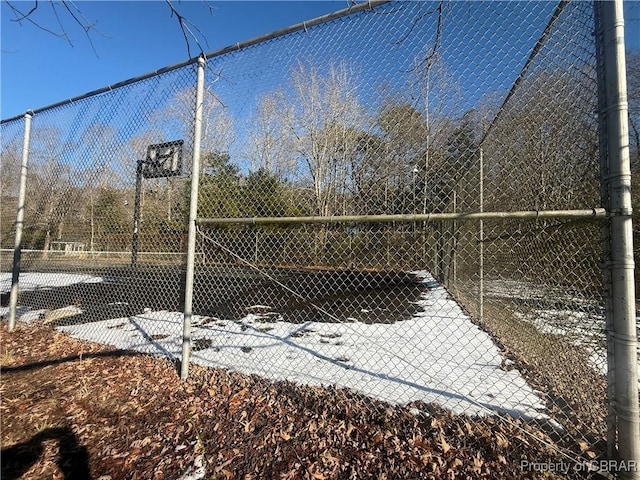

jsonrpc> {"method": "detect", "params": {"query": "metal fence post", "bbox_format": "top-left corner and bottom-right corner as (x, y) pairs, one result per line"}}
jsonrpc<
(595, 0), (617, 459)
(180, 55), (206, 379)
(597, 0), (640, 475)
(8, 111), (32, 332)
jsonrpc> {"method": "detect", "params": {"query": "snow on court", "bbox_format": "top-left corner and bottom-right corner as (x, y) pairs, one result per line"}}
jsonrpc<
(0, 272), (103, 293)
(0, 272), (103, 322)
(36, 271), (550, 419)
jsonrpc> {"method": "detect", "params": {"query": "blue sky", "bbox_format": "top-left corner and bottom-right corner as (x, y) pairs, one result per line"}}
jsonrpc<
(1, 1), (639, 121)
(1, 1), (349, 119)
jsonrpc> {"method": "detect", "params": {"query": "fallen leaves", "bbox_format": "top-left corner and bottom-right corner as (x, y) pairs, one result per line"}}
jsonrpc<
(1, 322), (603, 479)
(228, 387), (248, 415)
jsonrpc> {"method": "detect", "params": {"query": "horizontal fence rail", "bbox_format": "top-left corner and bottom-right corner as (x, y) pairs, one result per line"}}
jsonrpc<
(198, 208), (608, 226)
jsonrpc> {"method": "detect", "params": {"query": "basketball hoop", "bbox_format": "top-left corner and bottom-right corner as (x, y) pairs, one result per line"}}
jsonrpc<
(142, 140), (184, 178)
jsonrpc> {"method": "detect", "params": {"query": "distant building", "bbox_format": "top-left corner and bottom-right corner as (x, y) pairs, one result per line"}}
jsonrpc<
(49, 241), (86, 256)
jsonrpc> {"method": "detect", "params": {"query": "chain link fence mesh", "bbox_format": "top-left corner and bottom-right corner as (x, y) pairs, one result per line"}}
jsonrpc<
(0, 118), (26, 263)
(191, 0), (609, 462)
(1, 0), (634, 471)
(1, 64), (198, 355)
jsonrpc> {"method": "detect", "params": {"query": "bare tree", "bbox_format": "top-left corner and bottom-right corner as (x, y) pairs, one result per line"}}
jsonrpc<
(290, 62), (366, 218)
(0, 137), (22, 246)
(483, 70), (599, 213)
(78, 123), (124, 252)
(157, 85), (235, 162)
(25, 126), (82, 253)
(244, 89), (297, 180)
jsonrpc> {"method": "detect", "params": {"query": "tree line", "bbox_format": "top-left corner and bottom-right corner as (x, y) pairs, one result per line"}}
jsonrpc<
(2, 53), (634, 281)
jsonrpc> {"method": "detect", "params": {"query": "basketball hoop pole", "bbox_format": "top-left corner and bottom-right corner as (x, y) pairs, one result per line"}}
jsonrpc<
(131, 140), (184, 270)
(131, 160), (144, 269)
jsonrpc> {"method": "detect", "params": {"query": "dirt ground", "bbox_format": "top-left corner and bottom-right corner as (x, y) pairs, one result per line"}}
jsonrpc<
(1, 322), (595, 479)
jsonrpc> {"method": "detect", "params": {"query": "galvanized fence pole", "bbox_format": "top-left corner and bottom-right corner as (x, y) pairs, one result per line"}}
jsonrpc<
(596, 0), (618, 459)
(180, 55), (206, 379)
(8, 112), (32, 332)
(598, 0), (640, 475)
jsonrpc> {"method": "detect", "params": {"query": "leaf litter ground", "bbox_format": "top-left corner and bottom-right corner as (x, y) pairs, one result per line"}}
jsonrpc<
(1, 322), (599, 479)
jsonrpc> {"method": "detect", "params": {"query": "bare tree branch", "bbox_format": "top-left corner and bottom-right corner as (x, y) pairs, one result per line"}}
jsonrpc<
(395, 1), (444, 75)
(49, 1), (74, 46)
(394, 2), (442, 46)
(5, 0), (214, 59)
(6, 0), (73, 45)
(61, 1), (103, 56)
(5, 0), (108, 54)
(165, 0), (213, 59)
(9, 0), (39, 22)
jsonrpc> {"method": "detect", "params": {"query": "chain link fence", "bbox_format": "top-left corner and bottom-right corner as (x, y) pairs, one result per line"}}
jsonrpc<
(189, 0), (611, 461)
(0, 118), (25, 259)
(2, 0), (637, 474)
(1, 64), (198, 353)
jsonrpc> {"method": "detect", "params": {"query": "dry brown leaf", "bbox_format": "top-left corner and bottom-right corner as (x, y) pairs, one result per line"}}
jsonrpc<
(464, 421), (473, 435)
(322, 451), (340, 464)
(440, 434), (451, 454)
(346, 423), (355, 437)
(495, 432), (509, 449)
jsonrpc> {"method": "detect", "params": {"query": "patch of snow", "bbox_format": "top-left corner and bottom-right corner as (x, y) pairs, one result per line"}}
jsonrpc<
(57, 283), (549, 420)
(0, 305), (33, 321)
(0, 305), (83, 324)
(181, 454), (205, 480)
(515, 306), (640, 385)
(5, 270), (555, 421)
(43, 305), (84, 324)
(0, 272), (103, 294)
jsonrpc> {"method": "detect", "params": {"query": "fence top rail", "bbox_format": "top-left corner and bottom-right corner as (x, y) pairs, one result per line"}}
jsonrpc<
(197, 208), (607, 226)
(1, 0), (390, 124)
